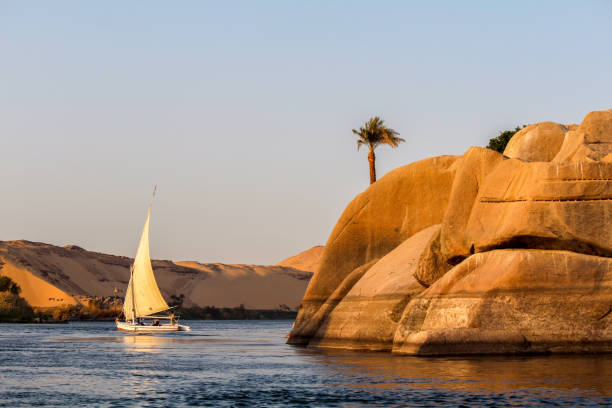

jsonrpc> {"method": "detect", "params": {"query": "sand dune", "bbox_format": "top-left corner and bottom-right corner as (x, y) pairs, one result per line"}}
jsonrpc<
(277, 246), (324, 273)
(0, 240), (315, 310)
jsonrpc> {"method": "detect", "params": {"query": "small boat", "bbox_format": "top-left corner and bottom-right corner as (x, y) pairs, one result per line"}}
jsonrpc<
(116, 187), (190, 334)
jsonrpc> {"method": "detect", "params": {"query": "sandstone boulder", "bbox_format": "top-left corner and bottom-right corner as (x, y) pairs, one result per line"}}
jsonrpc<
(413, 147), (506, 287)
(435, 147), (505, 274)
(289, 109), (612, 355)
(554, 109), (612, 162)
(307, 225), (438, 350)
(579, 109), (612, 142)
(393, 250), (612, 355)
(466, 160), (612, 257)
(289, 155), (459, 341)
(503, 122), (567, 162)
(287, 258), (379, 345)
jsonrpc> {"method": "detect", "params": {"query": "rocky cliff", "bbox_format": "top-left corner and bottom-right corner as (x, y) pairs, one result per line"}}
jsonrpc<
(288, 109), (612, 355)
(0, 241), (319, 310)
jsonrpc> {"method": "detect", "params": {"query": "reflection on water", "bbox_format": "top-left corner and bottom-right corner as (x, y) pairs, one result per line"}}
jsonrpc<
(116, 334), (244, 353)
(0, 321), (610, 407)
(302, 348), (611, 396)
(121, 334), (170, 354)
(54, 334), (244, 353)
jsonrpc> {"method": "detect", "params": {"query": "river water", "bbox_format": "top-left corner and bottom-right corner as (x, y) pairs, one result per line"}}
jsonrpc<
(0, 320), (610, 407)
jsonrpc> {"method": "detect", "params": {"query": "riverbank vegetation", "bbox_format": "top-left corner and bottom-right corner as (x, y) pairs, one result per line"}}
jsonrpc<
(0, 283), (297, 322)
(168, 294), (297, 320)
(37, 303), (296, 321)
(0, 276), (34, 322)
(174, 304), (297, 320)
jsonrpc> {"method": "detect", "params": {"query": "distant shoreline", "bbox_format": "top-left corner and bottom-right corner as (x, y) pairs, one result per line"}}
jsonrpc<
(0, 307), (297, 323)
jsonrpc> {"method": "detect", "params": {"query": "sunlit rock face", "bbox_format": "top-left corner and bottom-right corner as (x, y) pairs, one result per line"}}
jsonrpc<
(288, 109), (612, 354)
(308, 225), (439, 351)
(393, 250), (612, 355)
(503, 122), (567, 162)
(288, 156), (459, 344)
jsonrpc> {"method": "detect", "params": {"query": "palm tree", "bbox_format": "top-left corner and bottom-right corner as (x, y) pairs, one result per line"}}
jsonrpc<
(352, 116), (404, 184)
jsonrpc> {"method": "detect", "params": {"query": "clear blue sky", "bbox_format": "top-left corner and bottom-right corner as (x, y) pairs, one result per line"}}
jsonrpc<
(1, 1), (610, 264)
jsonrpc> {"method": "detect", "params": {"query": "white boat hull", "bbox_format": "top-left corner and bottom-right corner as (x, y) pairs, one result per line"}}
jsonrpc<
(116, 321), (191, 333)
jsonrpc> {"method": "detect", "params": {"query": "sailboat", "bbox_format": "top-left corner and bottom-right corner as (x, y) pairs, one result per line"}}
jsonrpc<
(116, 188), (190, 333)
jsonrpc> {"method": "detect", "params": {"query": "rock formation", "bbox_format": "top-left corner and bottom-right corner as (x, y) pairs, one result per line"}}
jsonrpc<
(290, 156), (459, 343)
(503, 122), (567, 162)
(0, 240), (313, 310)
(288, 109), (612, 355)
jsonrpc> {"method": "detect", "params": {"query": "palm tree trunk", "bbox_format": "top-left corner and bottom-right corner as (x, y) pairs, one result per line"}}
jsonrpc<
(368, 147), (376, 184)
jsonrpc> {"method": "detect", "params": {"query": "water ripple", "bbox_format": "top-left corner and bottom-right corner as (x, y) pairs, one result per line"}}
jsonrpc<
(0, 321), (610, 407)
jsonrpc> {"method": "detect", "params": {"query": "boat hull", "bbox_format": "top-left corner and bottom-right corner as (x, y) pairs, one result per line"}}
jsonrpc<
(116, 321), (191, 333)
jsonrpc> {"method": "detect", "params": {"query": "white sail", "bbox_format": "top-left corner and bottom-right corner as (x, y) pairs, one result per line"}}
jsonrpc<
(123, 205), (170, 320)
(123, 273), (136, 320)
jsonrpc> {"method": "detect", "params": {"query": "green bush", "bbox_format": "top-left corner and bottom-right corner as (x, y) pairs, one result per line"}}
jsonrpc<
(487, 125), (526, 153)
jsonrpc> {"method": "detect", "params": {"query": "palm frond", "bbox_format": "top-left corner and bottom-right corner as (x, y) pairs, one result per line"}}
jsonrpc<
(380, 127), (404, 148)
(352, 116), (404, 150)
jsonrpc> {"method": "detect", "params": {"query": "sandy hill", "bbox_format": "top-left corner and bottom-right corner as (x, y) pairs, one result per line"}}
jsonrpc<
(277, 245), (324, 273)
(0, 240), (313, 310)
